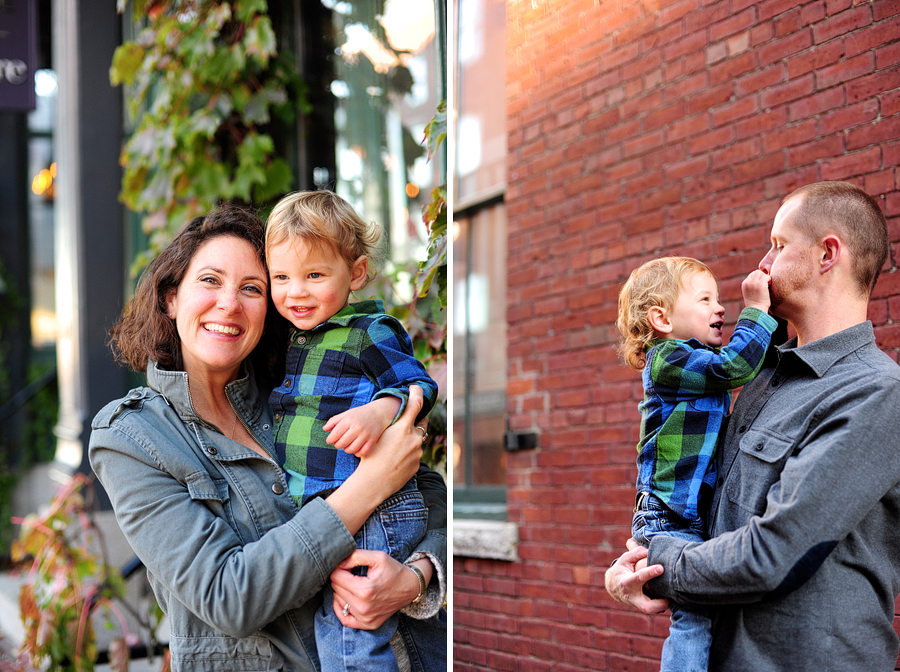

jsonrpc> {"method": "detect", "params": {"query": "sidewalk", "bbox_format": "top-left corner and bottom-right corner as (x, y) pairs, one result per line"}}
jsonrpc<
(0, 570), (25, 662)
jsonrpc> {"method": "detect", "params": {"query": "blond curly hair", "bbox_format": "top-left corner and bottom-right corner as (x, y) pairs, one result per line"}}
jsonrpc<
(265, 190), (382, 284)
(616, 257), (716, 370)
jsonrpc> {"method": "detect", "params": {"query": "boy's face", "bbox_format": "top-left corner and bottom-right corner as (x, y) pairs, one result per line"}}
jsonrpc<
(268, 237), (367, 331)
(664, 271), (726, 347)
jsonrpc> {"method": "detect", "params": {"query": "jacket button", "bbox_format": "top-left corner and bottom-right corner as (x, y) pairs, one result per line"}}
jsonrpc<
(297, 336), (307, 345)
(755, 444), (764, 451)
(738, 425), (747, 433)
(272, 483), (284, 495)
(208, 446), (218, 455)
(263, 424), (270, 430)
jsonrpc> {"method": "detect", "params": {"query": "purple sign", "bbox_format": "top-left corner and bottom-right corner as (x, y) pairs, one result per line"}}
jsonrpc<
(0, 0), (36, 111)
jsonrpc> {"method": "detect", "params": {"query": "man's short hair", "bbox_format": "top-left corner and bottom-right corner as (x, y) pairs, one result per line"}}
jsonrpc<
(784, 181), (888, 296)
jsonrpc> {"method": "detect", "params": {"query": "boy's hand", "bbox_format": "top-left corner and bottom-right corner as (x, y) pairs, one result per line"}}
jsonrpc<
(324, 397), (402, 457)
(742, 269), (771, 312)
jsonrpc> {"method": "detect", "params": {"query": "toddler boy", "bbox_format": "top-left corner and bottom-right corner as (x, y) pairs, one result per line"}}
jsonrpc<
(616, 256), (776, 671)
(266, 190), (438, 672)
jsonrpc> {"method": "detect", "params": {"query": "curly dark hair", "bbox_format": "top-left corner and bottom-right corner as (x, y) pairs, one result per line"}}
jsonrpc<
(108, 205), (286, 385)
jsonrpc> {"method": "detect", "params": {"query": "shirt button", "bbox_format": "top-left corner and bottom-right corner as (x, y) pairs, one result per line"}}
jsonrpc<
(272, 483), (284, 495)
(274, 413), (282, 423)
(283, 379), (292, 389)
(207, 446), (218, 455)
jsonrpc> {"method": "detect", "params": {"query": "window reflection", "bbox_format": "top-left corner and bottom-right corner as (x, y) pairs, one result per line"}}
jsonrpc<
(325, 0), (440, 271)
(28, 68), (57, 348)
(453, 207), (507, 488)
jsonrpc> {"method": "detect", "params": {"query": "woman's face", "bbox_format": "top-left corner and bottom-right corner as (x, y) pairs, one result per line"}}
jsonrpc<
(165, 235), (268, 381)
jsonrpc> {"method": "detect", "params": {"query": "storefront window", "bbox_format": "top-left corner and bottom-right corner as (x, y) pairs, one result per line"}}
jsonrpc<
(453, 0), (507, 518)
(27, 68), (57, 348)
(325, 0), (443, 274)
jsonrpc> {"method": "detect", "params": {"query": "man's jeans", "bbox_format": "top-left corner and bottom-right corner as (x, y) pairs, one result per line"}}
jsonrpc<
(633, 493), (712, 672)
(316, 485), (428, 672)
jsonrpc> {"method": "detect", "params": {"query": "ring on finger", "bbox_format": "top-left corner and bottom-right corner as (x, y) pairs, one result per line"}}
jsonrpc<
(415, 426), (428, 442)
(342, 602), (351, 617)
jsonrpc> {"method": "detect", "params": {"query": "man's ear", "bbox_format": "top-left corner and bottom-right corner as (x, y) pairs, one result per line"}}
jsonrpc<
(349, 255), (369, 291)
(819, 235), (841, 274)
(648, 306), (672, 336)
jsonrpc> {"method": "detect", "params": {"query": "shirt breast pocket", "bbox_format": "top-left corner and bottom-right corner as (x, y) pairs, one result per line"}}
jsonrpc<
(299, 350), (346, 396)
(688, 392), (725, 412)
(726, 429), (794, 516)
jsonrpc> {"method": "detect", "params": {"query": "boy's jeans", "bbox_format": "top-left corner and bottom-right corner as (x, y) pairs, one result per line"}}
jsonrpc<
(316, 483), (428, 672)
(632, 492), (711, 672)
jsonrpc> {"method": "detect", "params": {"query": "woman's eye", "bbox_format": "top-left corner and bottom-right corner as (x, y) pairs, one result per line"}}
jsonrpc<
(243, 284), (264, 295)
(200, 275), (219, 285)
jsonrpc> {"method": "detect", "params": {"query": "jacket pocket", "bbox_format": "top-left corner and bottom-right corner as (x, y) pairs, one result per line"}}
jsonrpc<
(168, 634), (276, 672)
(726, 429), (794, 516)
(185, 473), (240, 542)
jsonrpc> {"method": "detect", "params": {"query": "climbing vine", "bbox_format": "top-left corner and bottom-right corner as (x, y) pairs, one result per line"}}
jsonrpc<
(110, 0), (308, 273)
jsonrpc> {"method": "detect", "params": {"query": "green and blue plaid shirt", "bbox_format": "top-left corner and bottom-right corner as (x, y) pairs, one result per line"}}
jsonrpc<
(636, 307), (778, 520)
(270, 300), (437, 506)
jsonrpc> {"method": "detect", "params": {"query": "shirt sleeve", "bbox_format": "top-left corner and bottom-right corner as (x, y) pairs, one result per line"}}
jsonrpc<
(646, 374), (900, 605)
(360, 316), (439, 423)
(649, 307), (778, 395)
(402, 463), (447, 618)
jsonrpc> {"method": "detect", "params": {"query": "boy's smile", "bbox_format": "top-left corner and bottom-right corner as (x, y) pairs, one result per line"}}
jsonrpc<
(268, 237), (368, 331)
(663, 271), (726, 347)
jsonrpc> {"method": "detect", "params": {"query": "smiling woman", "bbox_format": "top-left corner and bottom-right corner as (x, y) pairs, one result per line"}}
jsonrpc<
(165, 236), (268, 388)
(90, 205), (447, 672)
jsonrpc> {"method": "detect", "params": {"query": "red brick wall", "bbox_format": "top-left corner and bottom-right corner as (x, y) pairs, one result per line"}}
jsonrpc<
(453, 0), (900, 670)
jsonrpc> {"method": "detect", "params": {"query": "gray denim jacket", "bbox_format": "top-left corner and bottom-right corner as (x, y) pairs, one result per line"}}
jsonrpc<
(89, 362), (446, 672)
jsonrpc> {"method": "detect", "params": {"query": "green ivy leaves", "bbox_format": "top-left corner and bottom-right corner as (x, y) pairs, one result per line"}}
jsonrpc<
(110, 1), (308, 274)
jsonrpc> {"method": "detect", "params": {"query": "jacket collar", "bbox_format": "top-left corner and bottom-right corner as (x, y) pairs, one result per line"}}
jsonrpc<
(146, 359), (263, 426)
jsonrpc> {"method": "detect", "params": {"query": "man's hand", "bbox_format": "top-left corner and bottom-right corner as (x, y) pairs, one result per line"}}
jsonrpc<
(604, 542), (670, 614)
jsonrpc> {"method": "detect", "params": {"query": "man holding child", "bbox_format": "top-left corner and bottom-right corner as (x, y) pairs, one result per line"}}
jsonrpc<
(606, 181), (900, 671)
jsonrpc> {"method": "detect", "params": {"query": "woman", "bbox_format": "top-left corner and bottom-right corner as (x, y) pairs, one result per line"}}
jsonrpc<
(89, 206), (446, 671)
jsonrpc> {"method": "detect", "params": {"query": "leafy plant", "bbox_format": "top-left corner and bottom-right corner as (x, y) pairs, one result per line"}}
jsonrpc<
(360, 101), (448, 476)
(110, 0), (309, 274)
(9, 474), (164, 672)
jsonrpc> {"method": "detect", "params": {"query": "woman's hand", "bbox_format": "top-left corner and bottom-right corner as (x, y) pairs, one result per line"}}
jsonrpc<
(325, 386), (426, 536)
(604, 541), (670, 614)
(355, 385), (425, 491)
(329, 549), (431, 630)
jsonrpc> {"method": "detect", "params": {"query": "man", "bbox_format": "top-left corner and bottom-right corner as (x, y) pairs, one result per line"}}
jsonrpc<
(605, 181), (900, 671)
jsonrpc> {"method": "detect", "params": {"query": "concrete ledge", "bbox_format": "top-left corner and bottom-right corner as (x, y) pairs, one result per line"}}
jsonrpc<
(453, 519), (518, 561)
